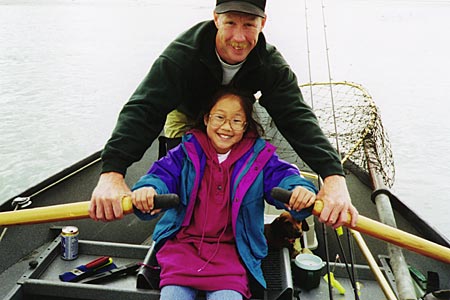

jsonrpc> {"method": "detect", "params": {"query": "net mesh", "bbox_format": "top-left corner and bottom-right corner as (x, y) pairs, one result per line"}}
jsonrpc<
(255, 81), (395, 188)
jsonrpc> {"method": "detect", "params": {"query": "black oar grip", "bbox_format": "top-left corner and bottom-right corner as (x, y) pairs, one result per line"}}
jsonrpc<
(270, 187), (291, 204)
(153, 193), (180, 209)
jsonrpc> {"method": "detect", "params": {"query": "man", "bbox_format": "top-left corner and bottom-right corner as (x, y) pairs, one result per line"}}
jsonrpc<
(89, 0), (359, 229)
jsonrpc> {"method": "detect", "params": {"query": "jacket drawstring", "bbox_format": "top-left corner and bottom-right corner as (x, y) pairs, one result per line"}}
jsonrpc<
(197, 159), (231, 272)
(197, 196), (230, 272)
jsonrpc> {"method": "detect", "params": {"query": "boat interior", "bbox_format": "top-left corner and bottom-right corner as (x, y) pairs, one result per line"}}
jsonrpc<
(1, 137), (449, 300)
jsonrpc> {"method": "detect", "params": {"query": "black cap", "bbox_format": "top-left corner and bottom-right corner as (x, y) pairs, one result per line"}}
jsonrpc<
(215, 0), (266, 18)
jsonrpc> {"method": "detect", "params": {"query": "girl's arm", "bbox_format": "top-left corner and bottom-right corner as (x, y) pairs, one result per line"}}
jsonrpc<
(263, 152), (318, 219)
(132, 143), (186, 219)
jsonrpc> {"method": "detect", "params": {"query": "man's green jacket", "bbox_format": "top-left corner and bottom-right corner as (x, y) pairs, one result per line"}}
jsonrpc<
(101, 20), (343, 178)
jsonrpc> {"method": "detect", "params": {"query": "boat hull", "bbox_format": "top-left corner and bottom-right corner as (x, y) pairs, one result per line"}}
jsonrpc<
(1, 137), (449, 299)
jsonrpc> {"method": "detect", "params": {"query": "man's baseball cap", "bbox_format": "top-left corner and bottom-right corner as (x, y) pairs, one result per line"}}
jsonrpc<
(215, 0), (266, 18)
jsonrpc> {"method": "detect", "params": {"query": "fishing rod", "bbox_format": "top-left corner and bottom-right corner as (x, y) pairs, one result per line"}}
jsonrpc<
(303, 0), (360, 298)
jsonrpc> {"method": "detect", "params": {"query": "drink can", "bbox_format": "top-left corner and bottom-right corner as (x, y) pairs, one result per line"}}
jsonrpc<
(61, 226), (79, 260)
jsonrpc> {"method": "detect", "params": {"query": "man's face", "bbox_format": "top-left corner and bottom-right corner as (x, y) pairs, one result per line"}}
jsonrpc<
(214, 12), (266, 65)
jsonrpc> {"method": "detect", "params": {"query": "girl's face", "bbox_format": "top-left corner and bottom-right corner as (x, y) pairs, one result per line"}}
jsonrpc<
(204, 94), (247, 154)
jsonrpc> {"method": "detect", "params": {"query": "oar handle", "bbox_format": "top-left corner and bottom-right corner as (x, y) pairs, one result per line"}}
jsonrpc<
(0, 194), (180, 227)
(312, 198), (351, 221)
(270, 187), (291, 204)
(120, 193), (180, 213)
(271, 187), (329, 216)
(271, 187), (450, 264)
(121, 196), (133, 214)
(271, 187), (329, 218)
(153, 193), (180, 209)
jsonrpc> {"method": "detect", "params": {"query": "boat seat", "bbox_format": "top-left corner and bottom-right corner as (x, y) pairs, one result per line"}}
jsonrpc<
(157, 136), (181, 159)
(136, 242), (294, 300)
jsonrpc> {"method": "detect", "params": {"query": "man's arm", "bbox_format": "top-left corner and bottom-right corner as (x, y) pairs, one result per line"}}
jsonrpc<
(261, 81), (343, 178)
(101, 57), (183, 175)
(263, 90), (359, 226)
(91, 57), (185, 221)
(259, 56), (358, 226)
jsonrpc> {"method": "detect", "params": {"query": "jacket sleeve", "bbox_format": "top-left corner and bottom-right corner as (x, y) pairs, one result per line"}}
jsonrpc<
(263, 152), (318, 220)
(132, 143), (185, 192)
(258, 49), (344, 179)
(131, 144), (185, 220)
(101, 56), (186, 175)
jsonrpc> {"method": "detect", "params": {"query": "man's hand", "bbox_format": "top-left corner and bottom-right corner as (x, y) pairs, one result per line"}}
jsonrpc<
(89, 172), (131, 221)
(316, 175), (358, 229)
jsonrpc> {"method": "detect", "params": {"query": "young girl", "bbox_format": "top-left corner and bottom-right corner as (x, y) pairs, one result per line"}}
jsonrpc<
(132, 88), (317, 300)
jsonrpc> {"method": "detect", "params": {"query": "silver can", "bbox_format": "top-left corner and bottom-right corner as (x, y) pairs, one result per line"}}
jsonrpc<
(61, 226), (79, 260)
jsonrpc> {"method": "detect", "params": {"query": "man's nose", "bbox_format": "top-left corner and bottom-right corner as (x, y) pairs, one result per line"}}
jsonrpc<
(232, 26), (246, 42)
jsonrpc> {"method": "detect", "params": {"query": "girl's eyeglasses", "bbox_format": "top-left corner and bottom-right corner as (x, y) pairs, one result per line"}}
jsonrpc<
(208, 114), (247, 131)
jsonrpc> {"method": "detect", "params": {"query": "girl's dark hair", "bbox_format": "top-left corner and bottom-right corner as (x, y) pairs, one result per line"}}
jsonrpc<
(194, 87), (264, 136)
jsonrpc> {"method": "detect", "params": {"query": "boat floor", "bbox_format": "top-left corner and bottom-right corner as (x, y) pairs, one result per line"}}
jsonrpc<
(297, 276), (384, 300)
(2, 235), (387, 300)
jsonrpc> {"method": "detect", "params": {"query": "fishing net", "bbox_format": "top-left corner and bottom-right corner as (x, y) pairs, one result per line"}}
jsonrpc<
(255, 81), (395, 188)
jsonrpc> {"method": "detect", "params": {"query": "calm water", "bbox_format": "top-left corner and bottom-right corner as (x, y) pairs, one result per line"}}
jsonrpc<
(1, 0), (449, 238)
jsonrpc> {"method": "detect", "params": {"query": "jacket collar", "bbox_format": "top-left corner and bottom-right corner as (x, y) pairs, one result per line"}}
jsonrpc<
(189, 129), (257, 164)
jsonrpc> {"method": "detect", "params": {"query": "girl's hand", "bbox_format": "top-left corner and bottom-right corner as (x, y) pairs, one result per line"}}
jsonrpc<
(132, 187), (162, 215)
(286, 186), (316, 212)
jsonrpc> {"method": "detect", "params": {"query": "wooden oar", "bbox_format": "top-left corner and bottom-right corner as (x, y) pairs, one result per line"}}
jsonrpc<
(0, 194), (179, 226)
(271, 187), (450, 264)
(313, 200), (450, 264)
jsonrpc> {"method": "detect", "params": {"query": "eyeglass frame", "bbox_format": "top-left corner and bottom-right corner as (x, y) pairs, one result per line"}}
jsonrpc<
(208, 113), (247, 131)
